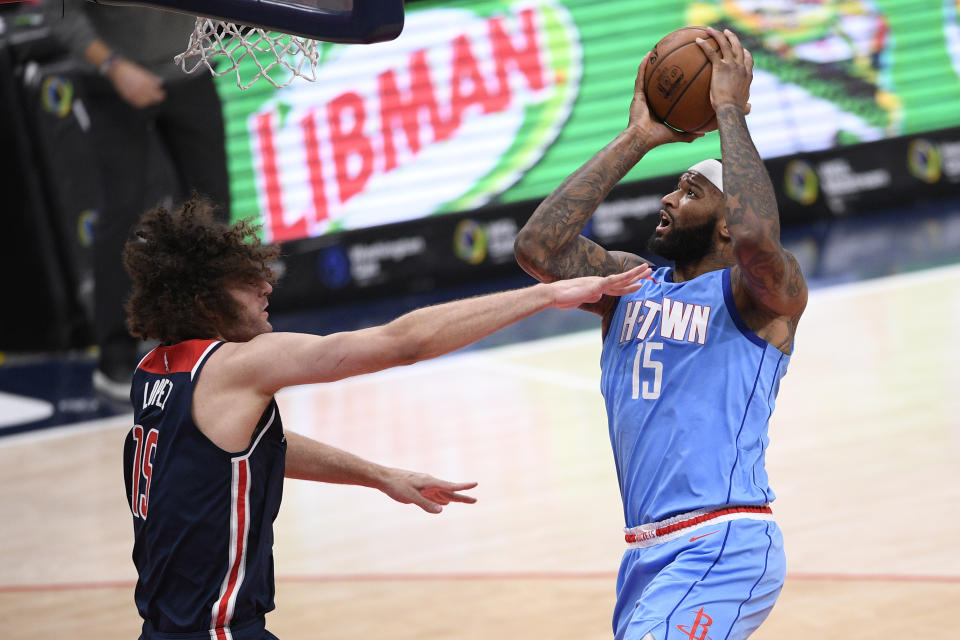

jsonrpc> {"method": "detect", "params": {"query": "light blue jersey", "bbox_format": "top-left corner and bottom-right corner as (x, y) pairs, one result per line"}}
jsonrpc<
(600, 266), (790, 528)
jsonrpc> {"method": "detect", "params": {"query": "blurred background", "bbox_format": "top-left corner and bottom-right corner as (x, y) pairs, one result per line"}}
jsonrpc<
(3, 0), (960, 353)
(3, 0), (960, 361)
(1, 0), (959, 638)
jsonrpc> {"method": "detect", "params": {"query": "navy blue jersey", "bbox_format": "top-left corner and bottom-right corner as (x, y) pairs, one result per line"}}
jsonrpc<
(123, 339), (286, 638)
(600, 267), (790, 527)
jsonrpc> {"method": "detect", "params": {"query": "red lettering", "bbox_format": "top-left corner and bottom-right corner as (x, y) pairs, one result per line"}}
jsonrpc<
(327, 92), (374, 204)
(449, 35), (495, 128)
(378, 50), (455, 170)
(252, 6), (552, 230)
(255, 112), (307, 243)
(130, 425), (143, 517)
(300, 110), (329, 224)
(488, 8), (545, 111)
(130, 426), (159, 520)
(139, 429), (159, 519)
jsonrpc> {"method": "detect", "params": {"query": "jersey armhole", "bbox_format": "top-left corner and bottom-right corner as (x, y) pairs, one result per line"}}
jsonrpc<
(189, 342), (280, 457)
(190, 340), (225, 381)
(721, 268), (767, 349)
(186, 340), (246, 455)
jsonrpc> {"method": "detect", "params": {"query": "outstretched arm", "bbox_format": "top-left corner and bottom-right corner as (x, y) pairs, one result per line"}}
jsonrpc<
(194, 267), (652, 451)
(514, 55), (702, 316)
(284, 431), (477, 514)
(226, 265), (652, 395)
(698, 28), (807, 320)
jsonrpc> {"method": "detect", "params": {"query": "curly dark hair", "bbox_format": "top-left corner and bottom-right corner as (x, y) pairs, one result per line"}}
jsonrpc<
(123, 197), (280, 344)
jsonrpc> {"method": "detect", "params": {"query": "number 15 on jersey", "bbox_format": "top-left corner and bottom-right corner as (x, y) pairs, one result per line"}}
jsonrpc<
(632, 341), (663, 400)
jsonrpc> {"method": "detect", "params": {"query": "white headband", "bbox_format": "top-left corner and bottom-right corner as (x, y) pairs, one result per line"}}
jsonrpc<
(687, 159), (723, 192)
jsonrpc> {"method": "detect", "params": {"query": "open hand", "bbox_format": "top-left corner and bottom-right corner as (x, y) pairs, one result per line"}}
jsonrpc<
(380, 469), (478, 514)
(628, 53), (704, 145)
(696, 27), (753, 115)
(550, 264), (654, 310)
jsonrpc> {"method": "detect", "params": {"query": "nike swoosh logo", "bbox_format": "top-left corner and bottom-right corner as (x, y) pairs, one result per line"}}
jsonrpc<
(689, 530), (720, 542)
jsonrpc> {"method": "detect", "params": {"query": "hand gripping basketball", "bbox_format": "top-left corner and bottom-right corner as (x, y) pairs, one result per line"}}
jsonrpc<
(695, 27), (753, 115)
(630, 55), (705, 145)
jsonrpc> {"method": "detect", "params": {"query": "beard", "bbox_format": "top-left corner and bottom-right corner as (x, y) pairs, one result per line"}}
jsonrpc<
(646, 216), (716, 267)
(217, 298), (273, 342)
(221, 316), (272, 343)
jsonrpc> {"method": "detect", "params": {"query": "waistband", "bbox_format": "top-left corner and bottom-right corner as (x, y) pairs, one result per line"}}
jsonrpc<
(140, 616), (267, 640)
(624, 504), (773, 549)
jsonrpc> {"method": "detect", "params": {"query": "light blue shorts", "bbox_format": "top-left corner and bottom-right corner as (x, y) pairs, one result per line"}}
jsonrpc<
(613, 518), (785, 640)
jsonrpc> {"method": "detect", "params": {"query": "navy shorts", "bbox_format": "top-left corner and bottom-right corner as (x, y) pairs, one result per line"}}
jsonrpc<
(613, 518), (785, 640)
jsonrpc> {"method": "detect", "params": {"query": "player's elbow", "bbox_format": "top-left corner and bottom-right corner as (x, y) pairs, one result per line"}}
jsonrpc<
(513, 228), (537, 265)
(778, 284), (809, 318)
(731, 229), (774, 254)
(378, 323), (430, 367)
(513, 230), (553, 282)
(396, 339), (427, 367)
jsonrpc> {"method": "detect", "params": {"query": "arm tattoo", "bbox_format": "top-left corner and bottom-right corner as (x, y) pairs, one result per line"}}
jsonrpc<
(515, 130), (652, 282)
(716, 104), (806, 315)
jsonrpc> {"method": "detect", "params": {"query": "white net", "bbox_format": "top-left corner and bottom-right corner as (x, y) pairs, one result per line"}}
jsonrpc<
(175, 18), (320, 90)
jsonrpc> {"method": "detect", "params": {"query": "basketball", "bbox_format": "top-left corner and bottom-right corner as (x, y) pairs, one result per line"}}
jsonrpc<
(643, 26), (721, 134)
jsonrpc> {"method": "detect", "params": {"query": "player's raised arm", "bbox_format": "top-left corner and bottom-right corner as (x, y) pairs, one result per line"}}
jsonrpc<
(696, 28), (807, 318)
(513, 55), (700, 312)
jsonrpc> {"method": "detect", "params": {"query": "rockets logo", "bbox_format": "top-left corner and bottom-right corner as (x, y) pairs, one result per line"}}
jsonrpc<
(676, 606), (713, 640)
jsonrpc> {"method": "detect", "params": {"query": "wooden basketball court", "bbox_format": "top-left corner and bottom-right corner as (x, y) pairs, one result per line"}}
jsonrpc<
(2, 264), (959, 639)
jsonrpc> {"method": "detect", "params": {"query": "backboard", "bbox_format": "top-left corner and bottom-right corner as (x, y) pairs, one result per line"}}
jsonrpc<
(86, 0), (404, 43)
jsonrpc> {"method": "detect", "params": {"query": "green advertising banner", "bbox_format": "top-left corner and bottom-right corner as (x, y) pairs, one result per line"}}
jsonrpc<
(217, 0), (960, 243)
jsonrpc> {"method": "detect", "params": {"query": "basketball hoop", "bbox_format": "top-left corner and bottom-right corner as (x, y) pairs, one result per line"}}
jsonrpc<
(90, 0), (403, 89)
(175, 18), (320, 90)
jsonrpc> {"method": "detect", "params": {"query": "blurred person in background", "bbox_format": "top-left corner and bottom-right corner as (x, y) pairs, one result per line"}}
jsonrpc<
(43, 0), (229, 400)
